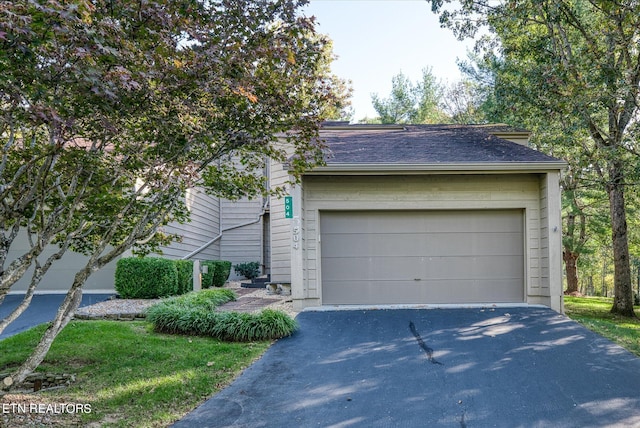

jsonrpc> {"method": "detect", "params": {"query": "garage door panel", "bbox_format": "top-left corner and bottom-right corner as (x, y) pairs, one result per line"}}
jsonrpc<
(322, 210), (522, 234)
(322, 279), (524, 305)
(322, 255), (524, 281)
(321, 232), (524, 258)
(320, 210), (524, 305)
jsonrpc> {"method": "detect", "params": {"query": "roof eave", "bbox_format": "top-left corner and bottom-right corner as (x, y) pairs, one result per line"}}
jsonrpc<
(301, 161), (568, 175)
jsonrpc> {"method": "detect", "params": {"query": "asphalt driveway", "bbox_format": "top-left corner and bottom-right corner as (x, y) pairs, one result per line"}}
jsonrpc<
(0, 293), (113, 340)
(174, 306), (640, 428)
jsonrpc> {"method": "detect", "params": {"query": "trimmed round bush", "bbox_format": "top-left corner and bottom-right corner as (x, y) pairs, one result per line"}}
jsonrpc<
(115, 257), (178, 299)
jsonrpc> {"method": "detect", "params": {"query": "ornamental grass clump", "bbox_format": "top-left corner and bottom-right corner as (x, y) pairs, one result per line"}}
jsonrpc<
(146, 289), (297, 341)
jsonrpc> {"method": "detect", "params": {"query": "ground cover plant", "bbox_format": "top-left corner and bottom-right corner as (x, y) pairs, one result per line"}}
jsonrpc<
(564, 296), (640, 357)
(146, 289), (297, 341)
(0, 321), (270, 427)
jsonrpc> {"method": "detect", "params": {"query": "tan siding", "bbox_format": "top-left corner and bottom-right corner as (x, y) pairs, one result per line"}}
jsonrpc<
(8, 230), (118, 293)
(539, 177), (551, 291)
(269, 157), (294, 283)
(297, 174), (546, 309)
(160, 188), (221, 261)
(220, 197), (265, 279)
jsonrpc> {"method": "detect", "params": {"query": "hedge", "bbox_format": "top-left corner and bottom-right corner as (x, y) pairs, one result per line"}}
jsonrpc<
(173, 260), (194, 295)
(201, 260), (232, 288)
(115, 257), (232, 298)
(213, 260), (232, 287)
(115, 257), (178, 299)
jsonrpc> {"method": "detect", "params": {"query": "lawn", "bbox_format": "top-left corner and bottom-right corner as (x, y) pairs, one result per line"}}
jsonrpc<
(564, 296), (640, 356)
(0, 321), (270, 427)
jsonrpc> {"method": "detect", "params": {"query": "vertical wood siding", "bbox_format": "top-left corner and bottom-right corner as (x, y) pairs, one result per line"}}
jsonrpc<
(269, 157), (293, 283)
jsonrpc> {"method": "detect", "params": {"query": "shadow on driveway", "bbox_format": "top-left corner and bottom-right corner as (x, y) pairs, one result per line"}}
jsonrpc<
(174, 307), (640, 428)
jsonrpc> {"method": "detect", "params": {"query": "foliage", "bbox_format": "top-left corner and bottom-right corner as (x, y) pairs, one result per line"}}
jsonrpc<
(213, 261), (233, 287)
(200, 260), (232, 288)
(430, 0), (640, 316)
(146, 290), (297, 341)
(0, 321), (270, 427)
(206, 309), (298, 342)
(370, 68), (450, 124)
(173, 259), (194, 295)
(149, 288), (237, 310)
(114, 257), (178, 299)
(440, 79), (488, 124)
(234, 261), (262, 280)
(200, 261), (217, 289)
(0, 0), (347, 387)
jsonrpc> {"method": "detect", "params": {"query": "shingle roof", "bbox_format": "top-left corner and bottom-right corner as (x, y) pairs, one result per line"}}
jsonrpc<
(318, 124), (562, 165)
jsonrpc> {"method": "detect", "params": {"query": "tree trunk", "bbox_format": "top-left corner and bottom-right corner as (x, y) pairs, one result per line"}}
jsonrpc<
(607, 163), (636, 317)
(563, 250), (580, 294)
(1, 270), (86, 392)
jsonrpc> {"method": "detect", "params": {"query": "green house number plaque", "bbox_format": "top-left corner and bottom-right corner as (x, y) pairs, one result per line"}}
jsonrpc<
(284, 196), (293, 218)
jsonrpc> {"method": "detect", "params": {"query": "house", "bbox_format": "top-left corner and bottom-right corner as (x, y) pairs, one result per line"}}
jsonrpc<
(9, 124), (567, 315)
(269, 124), (566, 312)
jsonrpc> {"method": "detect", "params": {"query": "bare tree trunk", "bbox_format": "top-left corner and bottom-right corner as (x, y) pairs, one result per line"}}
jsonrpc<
(563, 249), (580, 294)
(2, 269), (86, 392)
(0, 243), (69, 335)
(607, 164), (636, 317)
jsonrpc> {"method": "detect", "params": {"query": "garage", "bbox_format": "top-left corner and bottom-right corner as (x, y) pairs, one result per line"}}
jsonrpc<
(320, 209), (524, 305)
(271, 124), (566, 312)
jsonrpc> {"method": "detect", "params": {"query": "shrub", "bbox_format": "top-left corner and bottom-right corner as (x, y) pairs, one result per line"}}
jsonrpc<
(233, 261), (261, 280)
(208, 309), (298, 342)
(146, 290), (297, 341)
(166, 288), (237, 309)
(213, 261), (232, 287)
(173, 260), (194, 295)
(200, 260), (217, 288)
(199, 260), (232, 288)
(115, 257), (178, 299)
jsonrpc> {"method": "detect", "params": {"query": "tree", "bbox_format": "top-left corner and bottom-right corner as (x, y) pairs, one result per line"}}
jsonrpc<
(370, 68), (450, 124)
(430, 0), (640, 316)
(441, 79), (487, 124)
(0, 0), (347, 390)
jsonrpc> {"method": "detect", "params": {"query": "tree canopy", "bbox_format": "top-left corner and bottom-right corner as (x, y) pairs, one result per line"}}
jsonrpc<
(0, 0), (348, 390)
(430, 0), (640, 316)
(370, 68), (449, 124)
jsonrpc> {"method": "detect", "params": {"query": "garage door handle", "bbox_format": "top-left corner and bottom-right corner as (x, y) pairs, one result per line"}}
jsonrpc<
(414, 278), (421, 281)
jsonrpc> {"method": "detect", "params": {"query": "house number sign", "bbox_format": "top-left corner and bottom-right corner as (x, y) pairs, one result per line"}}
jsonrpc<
(284, 196), (293, 219)
(292, 217), (300, 250)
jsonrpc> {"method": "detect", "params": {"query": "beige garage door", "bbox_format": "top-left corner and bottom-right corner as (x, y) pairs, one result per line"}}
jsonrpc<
(320, 210), (524, 305)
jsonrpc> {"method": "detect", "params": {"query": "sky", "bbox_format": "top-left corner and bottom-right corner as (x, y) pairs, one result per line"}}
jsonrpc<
(302, 0), (474, 121)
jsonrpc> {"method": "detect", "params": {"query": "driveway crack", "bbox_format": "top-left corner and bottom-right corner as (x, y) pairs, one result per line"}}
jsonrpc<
(409, 321), (443, 365)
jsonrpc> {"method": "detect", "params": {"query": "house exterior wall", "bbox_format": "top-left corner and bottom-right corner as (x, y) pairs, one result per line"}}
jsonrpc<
(269, 157), (294, 284)
(160, 187), (221, 261)
(281, 172), (563, 312)
(7, 230), (118, 293)
(220, 197), (265, 279)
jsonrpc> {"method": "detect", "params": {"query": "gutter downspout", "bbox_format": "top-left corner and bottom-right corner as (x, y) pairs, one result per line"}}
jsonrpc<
(180, 198), (269, 260)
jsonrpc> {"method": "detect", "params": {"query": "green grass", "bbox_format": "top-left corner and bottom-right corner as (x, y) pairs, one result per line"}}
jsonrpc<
(564, 296), (640, 356)
(0, 321), (270, 427)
